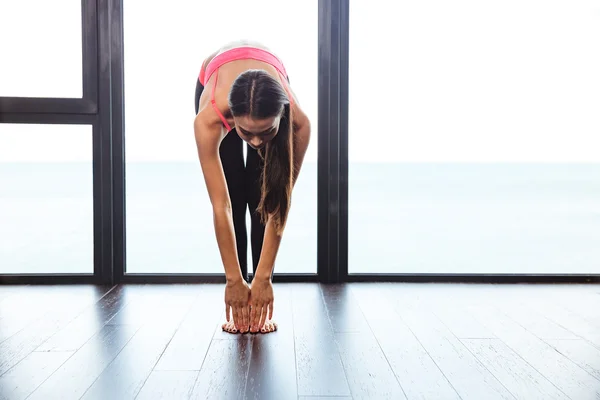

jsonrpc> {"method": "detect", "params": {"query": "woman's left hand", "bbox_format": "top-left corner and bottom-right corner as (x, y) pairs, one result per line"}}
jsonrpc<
(249, 276), (274, 332)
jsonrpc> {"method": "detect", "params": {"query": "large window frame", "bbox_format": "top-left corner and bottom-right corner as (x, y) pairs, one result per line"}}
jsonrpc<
(112, 0), (326, 283)
(0, 0), (114, 284)
(1, 0), (596, 285)
(339, 0), (599, 283)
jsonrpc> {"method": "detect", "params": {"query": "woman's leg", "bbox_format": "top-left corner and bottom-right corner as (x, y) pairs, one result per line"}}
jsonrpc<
(219, 132), (249, 334)
(245, 146), (277, 333)
(219, 131), (248, 281)
(245, 146), (265, 272)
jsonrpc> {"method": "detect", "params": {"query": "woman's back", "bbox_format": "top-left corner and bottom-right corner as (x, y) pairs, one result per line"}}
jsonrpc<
(196, 42), (291, 131)
(215, 39), (272, 55)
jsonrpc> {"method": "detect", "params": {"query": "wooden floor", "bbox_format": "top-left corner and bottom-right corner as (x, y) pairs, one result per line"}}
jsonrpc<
(0, 283), (599, 399)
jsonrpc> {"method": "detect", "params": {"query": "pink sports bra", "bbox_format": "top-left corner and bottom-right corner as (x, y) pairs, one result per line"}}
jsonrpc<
(199, 46), (293, 132)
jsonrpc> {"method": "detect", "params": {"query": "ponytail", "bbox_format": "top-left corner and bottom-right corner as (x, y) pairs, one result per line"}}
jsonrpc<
(257, 104), (294, 235)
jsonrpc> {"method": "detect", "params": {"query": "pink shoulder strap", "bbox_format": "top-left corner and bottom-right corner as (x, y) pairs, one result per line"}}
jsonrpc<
(210, 69), (232, 132)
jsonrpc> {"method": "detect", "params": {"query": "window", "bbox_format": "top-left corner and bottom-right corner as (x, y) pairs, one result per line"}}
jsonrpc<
(348, 1), (600, 274)
(0, 1), (83, 98)
(0, 124), (93, 274)
(123, 0), (318, 274)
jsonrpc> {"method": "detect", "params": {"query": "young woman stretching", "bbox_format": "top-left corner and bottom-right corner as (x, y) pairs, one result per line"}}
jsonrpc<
(194, 40), (311, 334)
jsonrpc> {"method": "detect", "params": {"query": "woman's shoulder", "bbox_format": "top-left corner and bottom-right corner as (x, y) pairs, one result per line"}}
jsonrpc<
(195, 95), (227, 131)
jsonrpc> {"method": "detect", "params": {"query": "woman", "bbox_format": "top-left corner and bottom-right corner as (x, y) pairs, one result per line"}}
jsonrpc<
(194, 41), (311, 334)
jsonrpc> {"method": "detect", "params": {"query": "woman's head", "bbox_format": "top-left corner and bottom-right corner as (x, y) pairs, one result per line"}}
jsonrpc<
(229, 70), (288, 149)
(228, 69), (295, 235)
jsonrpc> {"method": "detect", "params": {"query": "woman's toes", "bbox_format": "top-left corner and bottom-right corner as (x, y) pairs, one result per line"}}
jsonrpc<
(259, 320), (277, 333)
(222, 321), (239, 334)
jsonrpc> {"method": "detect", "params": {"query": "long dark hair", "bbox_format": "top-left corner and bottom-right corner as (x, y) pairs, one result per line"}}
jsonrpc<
(228, 69), (294, 235)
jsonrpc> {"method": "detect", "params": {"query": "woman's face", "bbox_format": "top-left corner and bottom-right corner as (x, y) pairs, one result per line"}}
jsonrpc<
(234, 114), (281, 150)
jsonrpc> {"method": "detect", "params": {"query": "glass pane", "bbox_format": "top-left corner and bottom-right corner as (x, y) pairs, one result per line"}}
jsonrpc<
(0, 1), (83, 98)
(349, 1), (600, 274)
(0, 124), (93, 274)
(123, 1), (317, 274)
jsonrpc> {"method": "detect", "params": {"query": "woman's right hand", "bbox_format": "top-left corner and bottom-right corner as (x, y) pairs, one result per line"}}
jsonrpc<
(224, 278), (251, 332)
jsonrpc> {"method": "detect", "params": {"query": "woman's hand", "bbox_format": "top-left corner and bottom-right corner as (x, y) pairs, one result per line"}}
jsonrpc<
(249, 277), (274, 332)
(224, 278), (251, 332)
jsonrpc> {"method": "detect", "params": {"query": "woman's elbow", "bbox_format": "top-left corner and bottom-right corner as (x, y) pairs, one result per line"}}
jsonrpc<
(211, 199), (233, 215)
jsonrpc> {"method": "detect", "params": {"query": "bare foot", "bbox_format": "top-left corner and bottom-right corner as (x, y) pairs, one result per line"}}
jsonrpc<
(249, 319), (277, 334)
(221, 320), (277, 334)
(260, 319), (277, 334)
(222, 321), (247, 334)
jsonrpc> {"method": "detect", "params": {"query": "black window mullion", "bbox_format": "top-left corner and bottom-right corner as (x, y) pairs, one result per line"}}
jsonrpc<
(318, 0), (346, 283)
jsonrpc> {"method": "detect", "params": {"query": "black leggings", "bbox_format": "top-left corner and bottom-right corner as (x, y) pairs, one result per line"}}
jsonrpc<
(195, 79), (265, 281)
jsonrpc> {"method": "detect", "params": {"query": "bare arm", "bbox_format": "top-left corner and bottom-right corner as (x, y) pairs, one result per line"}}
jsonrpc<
(193, 114), (244, 283)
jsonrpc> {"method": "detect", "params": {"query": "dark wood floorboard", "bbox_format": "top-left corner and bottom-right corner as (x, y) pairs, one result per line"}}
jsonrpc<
(106, 284), (198, 327)
(27, 324), (140, 400)
(467, 302), (600, 399)
(0, 351), (73, 400)
(398, 285), (573, 399)
(520, 292), (600, 350)
(320, 284), (370, 333)
(245, 285), (297, 400)
(78, 286), (198, 400)
(154, 284), (222, 371)
(322, 285), (406, 400)
(424, 291), (497, 339)
(0, 285), (109, 344)
(189, 337), (253, 400)
(0, 286), (112, 376)
(1, 282), (600, 400)
(79, 323), (180, 400)
(0, 291), (47, 344)
(350, 284), (460, 400)
(460, 338), (569, 400)
(387, 285), (514, 400)
(545, 339), (600, 382)
(291, 284), (350, 397)
(297, 397), (353, 400)
(493, 301), (579, 340)
(35, 285), (131, 352)
(136, 371), (199, 400)
(0, 285), (24, 302)
(545, 288), (600, 327)
(429, 287), (571, 399)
